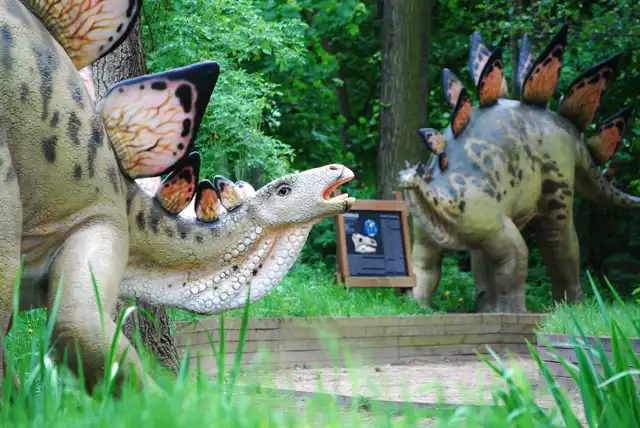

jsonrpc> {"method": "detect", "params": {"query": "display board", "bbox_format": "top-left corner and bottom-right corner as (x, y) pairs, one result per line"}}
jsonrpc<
(334, 192), (416, 288)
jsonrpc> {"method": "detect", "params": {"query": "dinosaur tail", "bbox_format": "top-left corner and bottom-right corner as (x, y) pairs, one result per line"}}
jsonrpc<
(574, 111), (640, 209)
(575, 162), (640, 208)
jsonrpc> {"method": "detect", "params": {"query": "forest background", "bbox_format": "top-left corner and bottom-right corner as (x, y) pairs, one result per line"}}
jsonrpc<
(139, 0), (640, 308)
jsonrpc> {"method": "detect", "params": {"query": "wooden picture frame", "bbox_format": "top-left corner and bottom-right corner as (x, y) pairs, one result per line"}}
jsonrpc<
(334, 191), (416, 288)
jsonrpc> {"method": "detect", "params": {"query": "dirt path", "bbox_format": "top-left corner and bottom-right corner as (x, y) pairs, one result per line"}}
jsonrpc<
(245, 357), (585, 422)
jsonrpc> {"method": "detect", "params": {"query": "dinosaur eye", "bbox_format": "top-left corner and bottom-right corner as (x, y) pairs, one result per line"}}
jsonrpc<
(276, 184), (292, 197)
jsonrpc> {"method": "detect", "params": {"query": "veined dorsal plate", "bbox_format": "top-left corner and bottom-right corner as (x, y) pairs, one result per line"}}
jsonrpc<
(521, 24), (568, 107)
(477, 48), (504, 107)
(442, 68), (464, 109)
(154, 152), (201, 215)
(469, 31), (509, 99)
(587, 108), (632, 166)
(558, 54), (621, 132)
(24, 0), (142, 70)
(97, 61), (220, 179)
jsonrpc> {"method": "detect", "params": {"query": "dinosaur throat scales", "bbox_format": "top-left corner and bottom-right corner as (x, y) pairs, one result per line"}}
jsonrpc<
(120, 182), (322, 314)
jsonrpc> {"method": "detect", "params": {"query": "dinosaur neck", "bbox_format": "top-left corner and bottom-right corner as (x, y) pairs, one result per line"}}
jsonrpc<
(120, 180), (311, 314)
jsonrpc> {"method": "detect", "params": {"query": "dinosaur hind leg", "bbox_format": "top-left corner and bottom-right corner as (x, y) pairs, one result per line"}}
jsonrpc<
(0, 135), (22, 397)
(535, 216), (583, 303)
(471, 250), (497, 312)
(409, 223), (444, 307)
(479, 217), (528, 312)
(47, 222), (153, 395)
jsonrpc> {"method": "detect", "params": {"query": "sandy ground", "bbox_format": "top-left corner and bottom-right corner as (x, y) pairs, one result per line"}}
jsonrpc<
(245, 357), (586, 423)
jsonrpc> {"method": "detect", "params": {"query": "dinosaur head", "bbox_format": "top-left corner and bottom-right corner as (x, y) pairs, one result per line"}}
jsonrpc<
(245, 164), (355, 226)
(123, 164), (356, 315)
(397, 161), (428, 190)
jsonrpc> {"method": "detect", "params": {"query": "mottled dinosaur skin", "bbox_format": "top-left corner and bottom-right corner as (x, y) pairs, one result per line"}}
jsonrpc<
(0, 0), (355, 395)
(398, 26), (636, 313)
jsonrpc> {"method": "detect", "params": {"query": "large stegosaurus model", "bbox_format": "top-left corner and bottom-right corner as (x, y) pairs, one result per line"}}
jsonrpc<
(397, 24), (636, 313)
(0, 0), (355, 394)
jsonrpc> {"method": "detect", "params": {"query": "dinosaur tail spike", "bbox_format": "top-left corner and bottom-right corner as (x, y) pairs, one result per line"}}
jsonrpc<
(24, 0), (142, 70)
(586, 107), (632, 166)
(521, 23), (569, 107)
(558, 53), (622, 132)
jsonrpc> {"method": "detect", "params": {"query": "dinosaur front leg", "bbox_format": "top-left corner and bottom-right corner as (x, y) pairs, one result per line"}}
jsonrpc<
(535, 217), (583, 303)
(471, 250), (497, 312)
(0, 139), (22, 397)
(47, 222), (152, 395)
(410, 223), (444, 307)
(480, 217), (529, 312)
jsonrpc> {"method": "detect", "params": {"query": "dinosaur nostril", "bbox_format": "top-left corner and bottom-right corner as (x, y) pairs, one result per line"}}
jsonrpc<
(328, 165), (339, 171)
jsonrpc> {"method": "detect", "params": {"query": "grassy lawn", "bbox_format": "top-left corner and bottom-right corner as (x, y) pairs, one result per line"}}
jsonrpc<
(538, 298), (640, 337)
(2, 273), (639, 426)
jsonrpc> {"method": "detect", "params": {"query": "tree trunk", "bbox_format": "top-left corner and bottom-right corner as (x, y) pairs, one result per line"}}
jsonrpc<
(376, 0), (431, 200)
(90, 21), (181, 375)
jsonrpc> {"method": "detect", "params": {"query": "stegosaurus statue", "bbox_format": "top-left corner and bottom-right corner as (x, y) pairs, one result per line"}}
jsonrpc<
(397, 24), (635, 313)
(0, 0), (355, 394)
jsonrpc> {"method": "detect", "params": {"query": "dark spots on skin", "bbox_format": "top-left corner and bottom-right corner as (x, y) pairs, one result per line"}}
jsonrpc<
(1, 26), (12, 69)
(496, 193), (502, 202)
(523, 145), (533, 159)
(259, 264), (263, 269)
(175, 84), (193, 113)
(35, 46), (58, 121)
(556, 214), (567, 221)
(151, 81), (167, 90)
(483, 185), (495, 198)
(74, 164), (82, 179)
(177, 219), (192, 238)
(182, 282), (187, 288)
(150, 209), (162, 234)
(458, 200), (466, 213)
(68, 78), (84, 108)
(67, 111), (82, 145)
(136, 211), (146, 230)
(542, 162), (559, 173)
(510, 180), (516, 188)
(507, 164), (517, 178)
(548, 199), (566, 210)
(433, 197), (438, 207)
(233, 265), (238, 271)
(88, 115), (104, 177)
(181, 118), (191, 137)
(20, 83), (29, 102)
(542, 179), (569, 195)
(195, 234), (204, 243)
(41, 136), (57, 163)
(117, 23), (124, 32)
(50, 111), (59, 128)
(562, 189), (572, 197)
(539, 139), (544, 146)
(126, 186), (137, 214)
(494, 171), (500, 182)
(5, 166), (15, 182)
(252, 269), (258, 276)
(107, 167), (119, 194)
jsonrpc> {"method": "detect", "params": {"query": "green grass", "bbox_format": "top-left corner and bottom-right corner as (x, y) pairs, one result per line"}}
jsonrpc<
(167, 258), (556, 323)
(2, 267), (640, 426)
(539, 298), (640, 338)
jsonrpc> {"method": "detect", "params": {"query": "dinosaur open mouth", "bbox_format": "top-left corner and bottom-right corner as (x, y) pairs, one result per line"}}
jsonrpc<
(322, 168), (356, 211)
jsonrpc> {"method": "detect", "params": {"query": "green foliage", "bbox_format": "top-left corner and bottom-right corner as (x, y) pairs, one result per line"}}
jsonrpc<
(539, 298), (640, 338)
